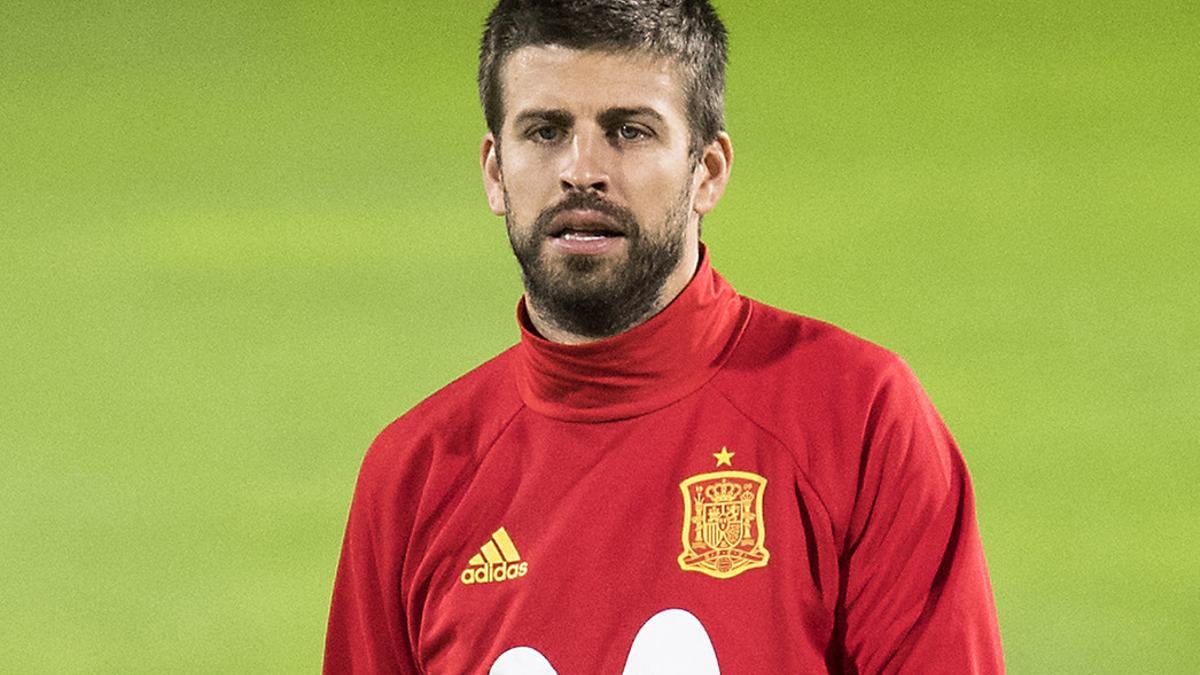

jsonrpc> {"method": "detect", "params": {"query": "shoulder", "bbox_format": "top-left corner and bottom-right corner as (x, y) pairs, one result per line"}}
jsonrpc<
(711, 297), (955, 542)
(712, 296), (932, 459)
(718, 298), (910, 402)
(355, 346), (526, 498)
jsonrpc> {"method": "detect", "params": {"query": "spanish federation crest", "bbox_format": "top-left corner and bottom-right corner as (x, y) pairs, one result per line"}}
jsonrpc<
(678, 448), (769, 579)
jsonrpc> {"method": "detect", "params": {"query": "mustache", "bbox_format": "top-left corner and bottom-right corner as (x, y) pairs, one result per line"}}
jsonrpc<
(533, 191), (638, 237)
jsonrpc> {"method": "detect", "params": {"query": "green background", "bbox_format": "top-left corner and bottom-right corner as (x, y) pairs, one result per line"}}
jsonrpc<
(3, 1), (1197, 671)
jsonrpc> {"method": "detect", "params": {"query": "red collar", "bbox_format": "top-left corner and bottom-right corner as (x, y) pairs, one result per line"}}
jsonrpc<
(514, 248), (750, 422)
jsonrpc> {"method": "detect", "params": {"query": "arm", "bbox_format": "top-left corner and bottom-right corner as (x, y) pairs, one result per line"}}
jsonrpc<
(834, 362), (1003, 673)
(325, 444), (421, 674)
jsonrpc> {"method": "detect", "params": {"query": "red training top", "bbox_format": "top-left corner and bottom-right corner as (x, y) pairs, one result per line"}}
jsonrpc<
(325, 249), (1004, 674)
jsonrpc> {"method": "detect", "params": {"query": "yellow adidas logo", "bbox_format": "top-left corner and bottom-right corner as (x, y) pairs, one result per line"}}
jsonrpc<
(460, 527), (528, 585)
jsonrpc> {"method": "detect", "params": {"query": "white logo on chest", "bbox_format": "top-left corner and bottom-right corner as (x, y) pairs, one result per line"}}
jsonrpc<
(488, 608), (719, 674)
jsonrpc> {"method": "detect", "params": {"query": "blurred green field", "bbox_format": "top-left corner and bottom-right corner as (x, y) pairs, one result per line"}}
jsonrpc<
(2, 1), (1197, 672)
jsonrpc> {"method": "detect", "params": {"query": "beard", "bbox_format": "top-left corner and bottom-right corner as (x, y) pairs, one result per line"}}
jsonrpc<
(505, 184), (692, 340)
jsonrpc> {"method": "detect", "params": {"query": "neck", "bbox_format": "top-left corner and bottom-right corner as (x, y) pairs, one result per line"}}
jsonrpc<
(525, 244), (701, 345)
(513, 245), (747, 422)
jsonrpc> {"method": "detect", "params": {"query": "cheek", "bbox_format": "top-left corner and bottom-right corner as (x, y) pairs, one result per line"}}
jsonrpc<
(502, 159), (557, 212)
(619, 161), (693, 211)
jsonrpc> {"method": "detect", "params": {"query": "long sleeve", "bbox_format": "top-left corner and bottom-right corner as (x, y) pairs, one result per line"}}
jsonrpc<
(834, 362), (1004, 673)
(324, 448), (420, 674)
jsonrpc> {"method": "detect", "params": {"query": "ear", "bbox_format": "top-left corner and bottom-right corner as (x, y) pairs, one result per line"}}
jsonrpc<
(481, 132), (506, 216)
(691, 131), (733, 216)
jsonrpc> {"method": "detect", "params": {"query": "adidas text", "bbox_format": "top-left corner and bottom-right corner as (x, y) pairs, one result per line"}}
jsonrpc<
(460, 561), (529, 585)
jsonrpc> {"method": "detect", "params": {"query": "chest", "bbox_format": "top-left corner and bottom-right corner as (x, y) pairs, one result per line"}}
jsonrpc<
(408, 402), (840, 674)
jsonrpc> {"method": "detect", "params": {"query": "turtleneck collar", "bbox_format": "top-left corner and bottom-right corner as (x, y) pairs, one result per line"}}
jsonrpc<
(513, 246), (750, 422)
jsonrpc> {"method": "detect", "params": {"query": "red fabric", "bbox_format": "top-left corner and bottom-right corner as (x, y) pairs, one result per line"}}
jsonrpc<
(514, 252), (747, 422)
(325, 249), (1004, 674)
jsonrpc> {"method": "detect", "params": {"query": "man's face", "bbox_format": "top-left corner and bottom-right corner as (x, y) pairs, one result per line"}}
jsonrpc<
(481, 46), (728, 340)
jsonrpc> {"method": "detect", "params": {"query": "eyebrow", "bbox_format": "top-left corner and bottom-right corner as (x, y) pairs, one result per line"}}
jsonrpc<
(513, 109), (574, 128)
(511, 106), (667, 129)
(597, 107), (666, 128)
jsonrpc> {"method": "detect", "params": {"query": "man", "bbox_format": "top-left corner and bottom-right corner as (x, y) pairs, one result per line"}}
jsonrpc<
(326, 1), (1004, 673)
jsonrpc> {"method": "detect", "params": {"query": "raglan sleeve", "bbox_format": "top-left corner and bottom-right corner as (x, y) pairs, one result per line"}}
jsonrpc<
(324, 432), (422, 674)
(835, 359), (1004, 673)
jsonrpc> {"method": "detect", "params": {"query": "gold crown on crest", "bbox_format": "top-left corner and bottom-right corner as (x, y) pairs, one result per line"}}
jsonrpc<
(704, 479), (745, 502)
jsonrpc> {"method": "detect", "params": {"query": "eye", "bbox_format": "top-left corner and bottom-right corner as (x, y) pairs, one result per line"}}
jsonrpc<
(529, 126), (562, 142)
(616, 124), (649, 141)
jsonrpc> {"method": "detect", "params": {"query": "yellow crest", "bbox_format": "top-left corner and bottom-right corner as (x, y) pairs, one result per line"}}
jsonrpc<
(678, 453), (769, 579)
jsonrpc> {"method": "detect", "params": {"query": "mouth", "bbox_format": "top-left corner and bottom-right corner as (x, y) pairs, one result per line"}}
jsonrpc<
(548, 209), (627, 240)
(546, 209), (628, 255)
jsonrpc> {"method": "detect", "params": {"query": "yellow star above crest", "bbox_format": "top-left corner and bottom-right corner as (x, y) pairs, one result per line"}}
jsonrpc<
(713, 447), (735, 467)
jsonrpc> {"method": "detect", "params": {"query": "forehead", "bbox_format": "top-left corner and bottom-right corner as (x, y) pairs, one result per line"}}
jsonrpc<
(500, 46), (685, 125)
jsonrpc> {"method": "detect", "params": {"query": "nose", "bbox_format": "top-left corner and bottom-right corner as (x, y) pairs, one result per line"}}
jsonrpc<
(559, 130), (610, 193)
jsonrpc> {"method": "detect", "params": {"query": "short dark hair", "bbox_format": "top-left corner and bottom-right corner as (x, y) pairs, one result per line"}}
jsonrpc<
(479, 0), (728, 155)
